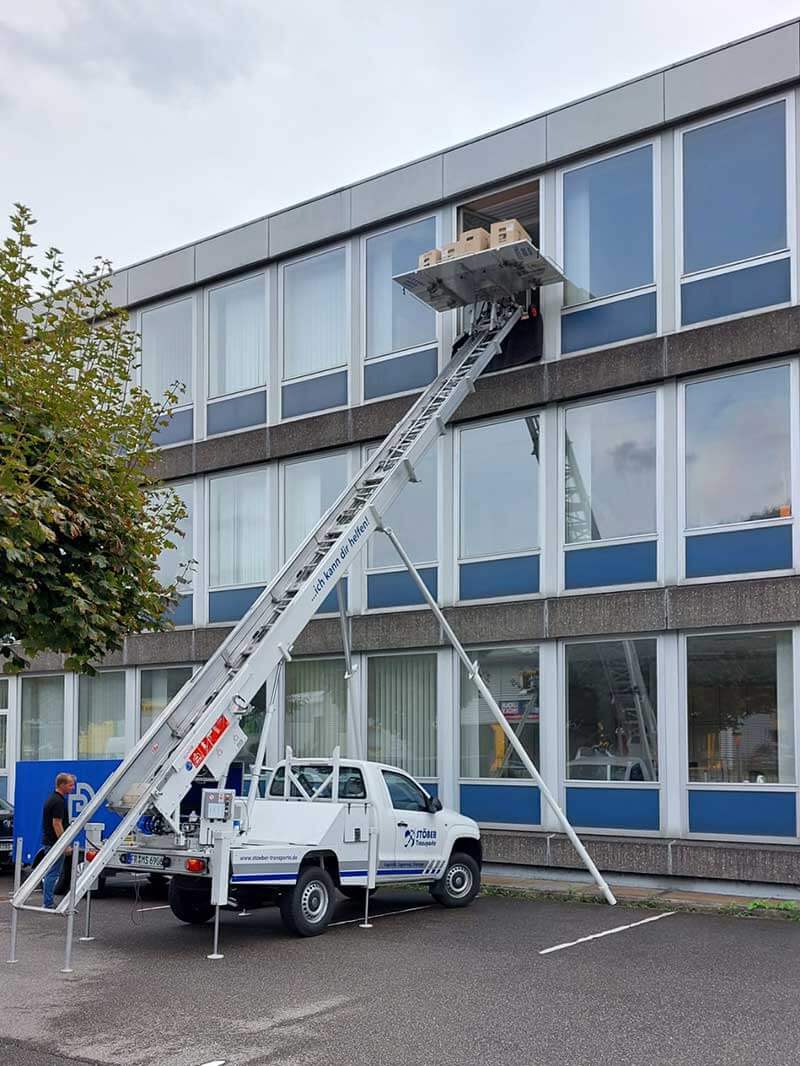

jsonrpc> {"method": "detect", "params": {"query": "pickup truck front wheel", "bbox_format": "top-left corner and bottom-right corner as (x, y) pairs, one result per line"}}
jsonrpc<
(279, 866), (335, 937)
(430, 852), (480, 908)
(168, 878), (214, 925)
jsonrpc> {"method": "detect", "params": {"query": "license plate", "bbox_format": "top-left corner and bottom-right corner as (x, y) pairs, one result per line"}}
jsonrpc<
(129, 854), (165, 869)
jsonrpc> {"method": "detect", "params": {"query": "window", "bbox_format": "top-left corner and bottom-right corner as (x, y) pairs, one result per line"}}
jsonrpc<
(460, 417), (540, 559)
(565, 392), (657, 543)
(382, 769), (429, 811)
(284, 452), (349, 561)
(140, 299), (193, 403)
(367, 447), (437, 570)
(209, 469), (268, 587)
(285, 658), (347, 758)
(78, 672), (126, 759)
(20, 676), (64, 761)
(684, 366), (790, 530)
(269, 764), (366, 800)
(140, 667), (193, 736)
(368, 653), (437, 778)
(564, 146), (654, 305)
(683, 102), (786, 275)
(566, 640), (658, 782)
(460, 645), (539, 778)
(209, 275), (266, 397)
(238, 683), (267, 768)
(0, 679), (7, 775)
(687, 632), (794, 784)
(156, 482), (194, 590)
(366, 218), (436, 358)
(284, 248), (347, 380)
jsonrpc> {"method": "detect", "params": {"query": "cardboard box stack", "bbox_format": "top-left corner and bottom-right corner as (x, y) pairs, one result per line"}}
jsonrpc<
(417, 219), (530, 269)
(490, 219), (530, 248)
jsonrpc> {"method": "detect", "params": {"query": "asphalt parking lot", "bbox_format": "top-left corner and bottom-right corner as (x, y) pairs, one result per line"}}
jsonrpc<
(1, 872), (799, 1066)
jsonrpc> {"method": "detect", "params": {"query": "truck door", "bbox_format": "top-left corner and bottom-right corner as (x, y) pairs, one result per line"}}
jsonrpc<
(380, 769), (442, 878)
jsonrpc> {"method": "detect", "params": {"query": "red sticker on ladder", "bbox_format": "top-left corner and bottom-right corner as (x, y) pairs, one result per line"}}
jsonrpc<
(188, 714), (230, 768)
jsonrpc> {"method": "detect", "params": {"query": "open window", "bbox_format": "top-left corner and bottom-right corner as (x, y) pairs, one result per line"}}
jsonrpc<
(458, 179), (543, 371)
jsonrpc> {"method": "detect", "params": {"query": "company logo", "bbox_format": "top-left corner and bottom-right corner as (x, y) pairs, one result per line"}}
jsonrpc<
(403, 827), (437, 848)
(69, 781), (95, 820)
(187, 714), (230, 770)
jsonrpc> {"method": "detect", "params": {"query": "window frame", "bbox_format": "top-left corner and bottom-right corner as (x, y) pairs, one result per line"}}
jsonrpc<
(136, 293), (198, 432)
(204, 269), (269, 418)
(135, 663), (198, 740)
(556, 135), (661, 357)
(76, 668), (127, 761)
(674, 92), (796, 332)
(454, 409), (545, 604)
(280, 448), (353, 567)
(360, 211), (442, 402)
(677, 625), (800, 843)
(380, 768), (430, 811)
(205, 464), (271, 598)
(19, 673), (68, 763)
(0, 678), (9, 793)
(677, 357), (798, 584)
(156, 477), (197, 609)
(558, 384), (664, 594)
(278, 241), (352, 418)
(365, 649), (439, 782)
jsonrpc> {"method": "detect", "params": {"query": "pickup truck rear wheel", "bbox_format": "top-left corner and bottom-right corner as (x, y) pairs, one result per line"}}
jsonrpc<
(168, 878), (214, 925)
(430, 852), (480, 908)
(279, 866), (335, 937)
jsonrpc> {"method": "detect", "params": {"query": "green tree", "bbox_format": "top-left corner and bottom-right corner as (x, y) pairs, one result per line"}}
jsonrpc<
(0, 205), (190, 673)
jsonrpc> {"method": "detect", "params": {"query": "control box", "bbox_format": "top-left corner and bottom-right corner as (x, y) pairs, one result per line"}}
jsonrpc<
(199, 788), (237, 845)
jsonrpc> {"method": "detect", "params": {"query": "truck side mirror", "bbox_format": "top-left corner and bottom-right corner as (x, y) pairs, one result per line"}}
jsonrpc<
(427, 796), (443, 813)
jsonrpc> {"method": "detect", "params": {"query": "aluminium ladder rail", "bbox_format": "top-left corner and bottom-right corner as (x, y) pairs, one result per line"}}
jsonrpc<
(13, 302), (522, 917)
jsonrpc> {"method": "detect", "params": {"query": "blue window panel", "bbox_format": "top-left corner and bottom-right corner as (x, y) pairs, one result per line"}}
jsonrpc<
(316, 578), (347, 615)
(165, 593), (193, 627)
(685, 524), (792, 578)
(153, 407), (193, 447)
(565, 540), (656, 590)
(209, 585), (265, 624)
(681, 257), (791, 327)
(459, 555), (539, 600)
(561, 291), (656, 353)
(566, 787), (660, 831)
(423, 782), (438, 798)
(207, 390), (266, 435)
(683, 101), (786, 274)
(364, 347), (438, 401)
(460, 784), (541, 825)
(282, 369), (348, 419)
(0, 778), (6, 801)
(688, 790), (796, 837)
(367, 567), (437, 609)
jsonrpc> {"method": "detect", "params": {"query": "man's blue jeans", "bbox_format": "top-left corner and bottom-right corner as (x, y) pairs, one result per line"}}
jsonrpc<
(41, 847), (64, 909)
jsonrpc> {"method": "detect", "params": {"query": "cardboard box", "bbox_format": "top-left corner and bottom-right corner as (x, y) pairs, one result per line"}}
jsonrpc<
(490, 218), (530, 248)
(441, 241), (460, 261)
(457, 227), (490, 255)
(418, 249), (442, 270)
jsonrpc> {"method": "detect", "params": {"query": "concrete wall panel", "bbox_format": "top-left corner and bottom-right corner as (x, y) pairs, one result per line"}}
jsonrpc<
(128, 247), (195, 305)
(443, 118), (546, 197)
(195, 220), (269, 282)
(665, 24), (800, 122)
(268, 190), (351, 258)
(351, 157), (443, 229)
(546, 74), (664, 161)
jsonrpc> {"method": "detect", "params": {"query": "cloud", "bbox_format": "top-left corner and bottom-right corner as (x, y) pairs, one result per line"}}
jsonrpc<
(0, 0), (273, 98)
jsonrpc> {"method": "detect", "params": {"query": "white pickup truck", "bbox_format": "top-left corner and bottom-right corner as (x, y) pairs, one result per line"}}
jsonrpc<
(97, 754), (482, 937)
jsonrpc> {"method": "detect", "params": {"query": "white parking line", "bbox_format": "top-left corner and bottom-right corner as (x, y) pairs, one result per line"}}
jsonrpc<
(330, 904), (434, 927)
(539, 911), (676, 955)
(136, 904), (171, 913)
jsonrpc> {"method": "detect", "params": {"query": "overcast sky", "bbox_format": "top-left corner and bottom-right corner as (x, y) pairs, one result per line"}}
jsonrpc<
(1, 0), (797, 275)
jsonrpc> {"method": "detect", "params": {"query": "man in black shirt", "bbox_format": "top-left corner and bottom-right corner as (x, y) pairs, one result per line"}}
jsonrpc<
(41, 772), (76, 909)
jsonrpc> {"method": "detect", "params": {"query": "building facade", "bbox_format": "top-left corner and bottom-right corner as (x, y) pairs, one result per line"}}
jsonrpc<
(5, 21), (800, 884)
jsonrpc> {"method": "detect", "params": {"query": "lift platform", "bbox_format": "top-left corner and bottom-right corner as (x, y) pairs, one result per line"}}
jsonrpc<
(393, 239), (566, 311)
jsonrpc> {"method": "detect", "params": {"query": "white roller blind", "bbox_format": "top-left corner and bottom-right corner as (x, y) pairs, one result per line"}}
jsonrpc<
(209, 275), (266, 397)
(368, 654), (436, 778)
(284, 248), (347, 380)
(285, 659), (347, 758)
(140, 299), (193, 403)
(209, 469), (268, 587)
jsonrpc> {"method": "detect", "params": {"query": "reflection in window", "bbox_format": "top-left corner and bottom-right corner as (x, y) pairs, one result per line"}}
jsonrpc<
(155, 482), (194, 590)
(284, 453), (349, 560)
(565, 393), (657, 543)
(140, 299), (193, 403)
(460, 418), (539, 559)
(368, 653), (436, 778)
(285, 658), (347, 758)
(564, 146), (653, 305)
(460, 646), (539, 778)
(270, 764), (366, 799)
(284, 248), (347, 380)
(566, 640), (658, 782)
(683, 102), (786, 275)
(78, 672), (126, 759)
(685, 366), (790, 530)
(209, 275), (266, 397)
(366, 218), (436, 358)
(687, 632), (794, 784)
(21, 676), (64, 761)
(238, 683), (267, 769)
(0, 716), (6, 772)
(368, 447), (436, 569)
(140, 667), (193, 736)
(209, 469), (268, 587)
(382, 770), (429, 811)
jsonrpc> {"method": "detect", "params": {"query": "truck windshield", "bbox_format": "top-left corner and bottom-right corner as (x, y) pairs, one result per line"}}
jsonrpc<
(269, 765), (366, 799)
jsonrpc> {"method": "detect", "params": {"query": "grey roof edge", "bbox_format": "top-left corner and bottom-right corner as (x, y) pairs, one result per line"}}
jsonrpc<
(114, 16), (800, 291)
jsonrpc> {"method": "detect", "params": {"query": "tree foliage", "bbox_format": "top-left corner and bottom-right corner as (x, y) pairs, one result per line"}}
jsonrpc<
(0, 205), (190, 673)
